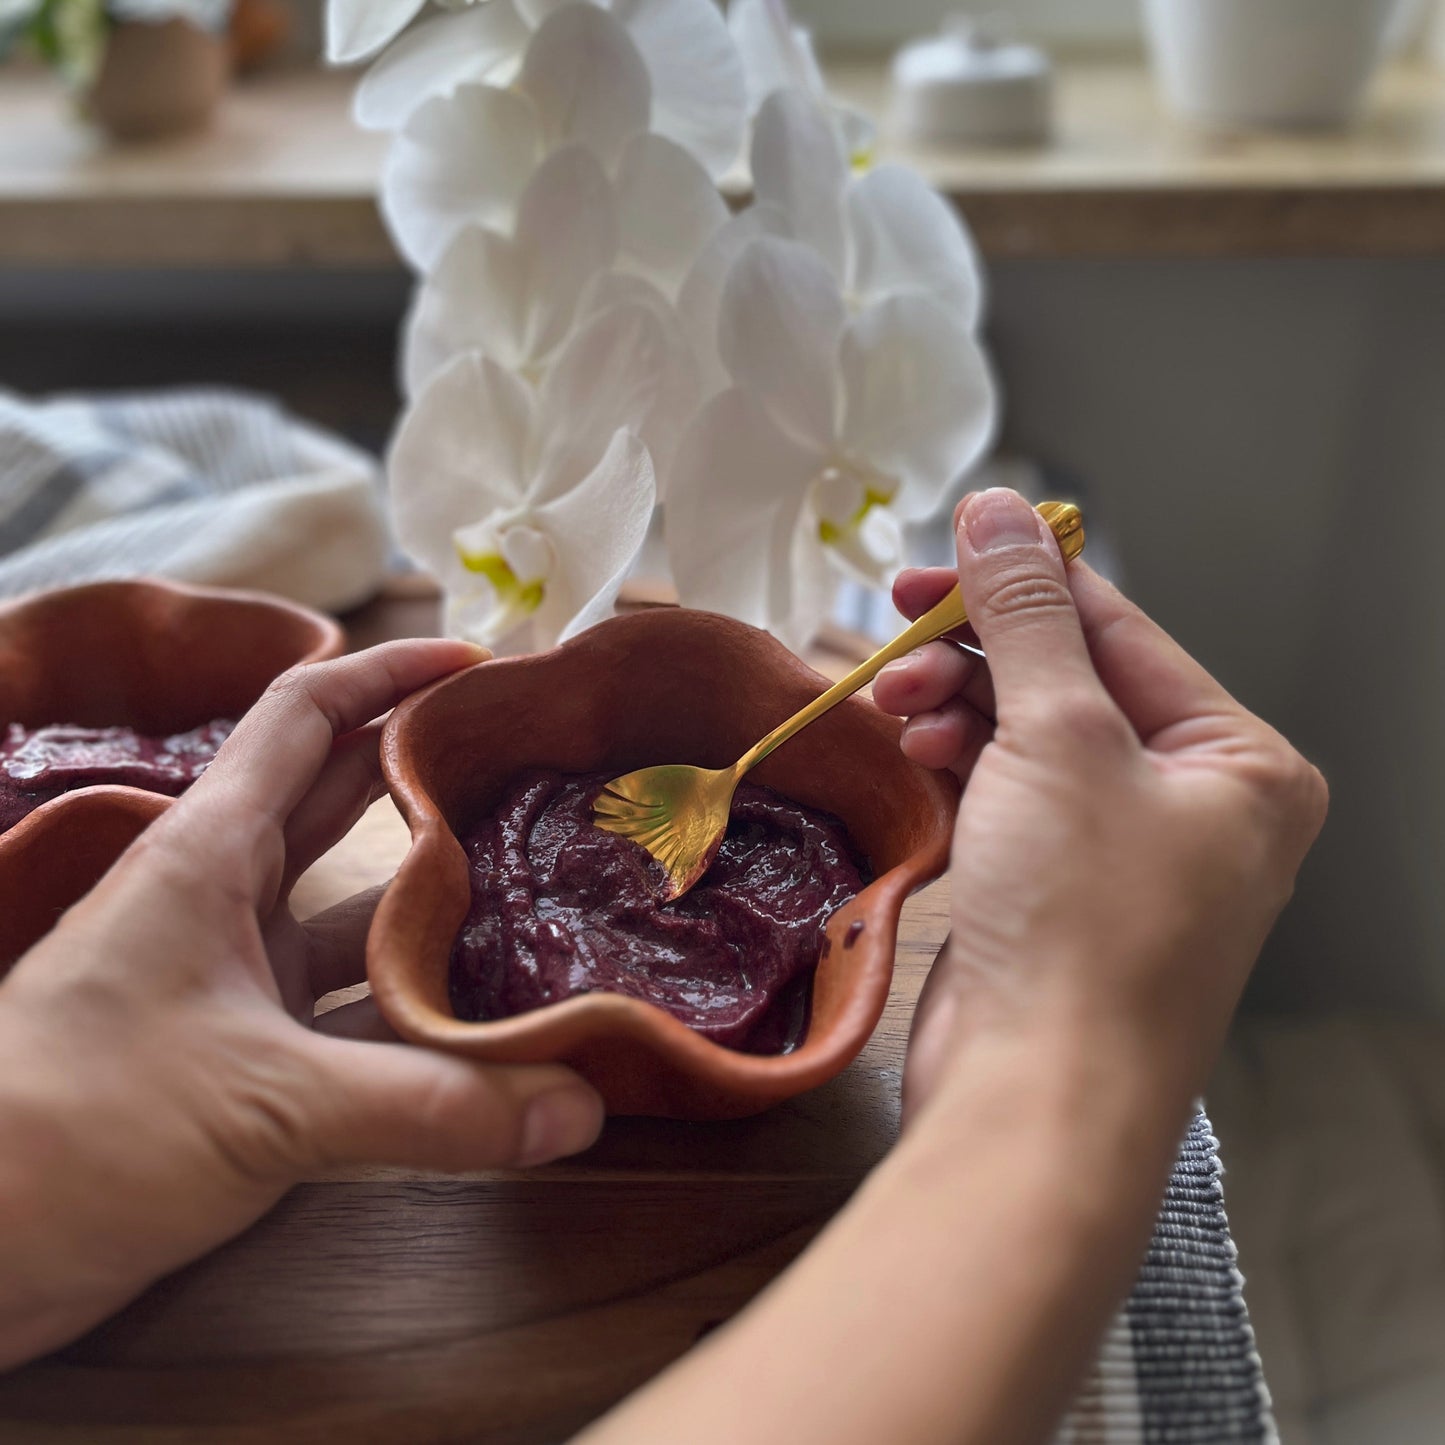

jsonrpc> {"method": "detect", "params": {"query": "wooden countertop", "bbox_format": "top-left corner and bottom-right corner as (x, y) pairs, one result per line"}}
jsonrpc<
(3, 57), (1445, 265)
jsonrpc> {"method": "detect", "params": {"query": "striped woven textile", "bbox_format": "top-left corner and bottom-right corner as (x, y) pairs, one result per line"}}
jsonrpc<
(1059, 1112), (1275, 1443)
(0, 387), (389, 613)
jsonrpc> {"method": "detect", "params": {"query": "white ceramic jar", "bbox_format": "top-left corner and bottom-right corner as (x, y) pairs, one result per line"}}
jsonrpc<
(1142, 0), (1398, 129)
(891, 17), (1054, 145)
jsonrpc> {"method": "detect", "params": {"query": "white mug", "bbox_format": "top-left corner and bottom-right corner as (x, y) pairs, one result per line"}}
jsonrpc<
(1142, 0), (1398, 129)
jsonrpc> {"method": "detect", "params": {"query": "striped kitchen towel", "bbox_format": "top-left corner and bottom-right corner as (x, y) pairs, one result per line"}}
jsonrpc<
(1059, 1111), (1275, 1444)
(0, 387), (390, 612)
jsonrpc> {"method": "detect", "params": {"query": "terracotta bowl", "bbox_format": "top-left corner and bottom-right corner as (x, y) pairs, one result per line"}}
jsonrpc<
(0, 578), (344, 860)
(0, 789), (166, 979)
(371, 608), (959, 1120)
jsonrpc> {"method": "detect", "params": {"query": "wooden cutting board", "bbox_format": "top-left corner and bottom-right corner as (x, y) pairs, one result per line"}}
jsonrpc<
(0, 585), (953, 1444)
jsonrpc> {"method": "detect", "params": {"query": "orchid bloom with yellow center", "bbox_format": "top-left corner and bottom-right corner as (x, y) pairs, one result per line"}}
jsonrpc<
(667, 233), (996, 650)
(388, 302), (668, 650)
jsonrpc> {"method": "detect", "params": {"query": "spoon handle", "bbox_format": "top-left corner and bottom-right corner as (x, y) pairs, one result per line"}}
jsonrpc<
(734, 501), (1083, 776)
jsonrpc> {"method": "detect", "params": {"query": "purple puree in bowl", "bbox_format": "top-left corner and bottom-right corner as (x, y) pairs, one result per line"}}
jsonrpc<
(449, 770), (868, 1055)
(0, 720), (235, 833)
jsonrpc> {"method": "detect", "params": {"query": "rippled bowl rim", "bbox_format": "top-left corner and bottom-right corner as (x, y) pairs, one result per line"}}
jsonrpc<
(369, 608), (958, 1120)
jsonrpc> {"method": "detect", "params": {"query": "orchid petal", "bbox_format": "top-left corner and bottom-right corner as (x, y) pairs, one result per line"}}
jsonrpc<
(675, 203), (787, 400)
(612, 0), (747, 180)
(750, 89), (848, 280)
(576, 268), (674, 321)
(499, 522), (556, 584)
(775, 526), (836, 655)
(325, 0), (424, 65)
(846, 164), (984, 328)
(533, 300), (672, 502)
(614, 133), (728, 297)
(518, 4), (651, 170)
(513, 0), (568, 23)
(401, 227), (524, 395)
(444, 584), (516, 646)
(381, 84), (541, 271)
(352, 2), (529, 131)
(667, 387), (818, 635)
(574, 270), (700, 498)
(839, 296), (997, 518)
(717, 235), (844, 452)
(387, 352), (538, 580)
(404, 143), (617, 393)
(727, 0), (816, 110)
(535, 428), (657, 641)
(514, 143), (620, 362)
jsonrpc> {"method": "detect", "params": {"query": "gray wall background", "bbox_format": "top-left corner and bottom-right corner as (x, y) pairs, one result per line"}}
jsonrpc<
(987, 257), (1445, 1012)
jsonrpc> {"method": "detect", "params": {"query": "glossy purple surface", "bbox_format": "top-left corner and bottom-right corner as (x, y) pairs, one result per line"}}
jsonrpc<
(449, 770), (867, 1054)
(0, 720), (233, 833)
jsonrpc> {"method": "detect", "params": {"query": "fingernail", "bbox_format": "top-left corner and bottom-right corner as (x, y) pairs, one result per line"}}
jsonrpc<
(900, 715), (942, 754)
(878, 654), (917, 681)
(962, 489), (1043, 553)
(518, 1087), (604, 1167)
(460, 642), (491, 663)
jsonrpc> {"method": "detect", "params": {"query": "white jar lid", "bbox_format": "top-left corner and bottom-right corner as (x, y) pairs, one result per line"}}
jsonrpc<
(891, 15), (1053, 145)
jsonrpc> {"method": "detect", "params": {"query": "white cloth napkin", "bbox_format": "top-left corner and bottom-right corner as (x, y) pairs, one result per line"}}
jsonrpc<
(0, 387), (390, 612)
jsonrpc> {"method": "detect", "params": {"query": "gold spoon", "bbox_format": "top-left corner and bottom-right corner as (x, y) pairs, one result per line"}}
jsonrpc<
(593, 500), (1085, 900)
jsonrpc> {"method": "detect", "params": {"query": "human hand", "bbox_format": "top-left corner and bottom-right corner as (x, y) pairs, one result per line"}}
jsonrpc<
(0, 640), (605, 1369)
(873, 488), (1327, 1126)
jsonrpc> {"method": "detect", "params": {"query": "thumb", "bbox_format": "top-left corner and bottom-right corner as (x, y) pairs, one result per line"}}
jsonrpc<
(955, 488), (1108, 716)
(300, 1036), (606, 1172)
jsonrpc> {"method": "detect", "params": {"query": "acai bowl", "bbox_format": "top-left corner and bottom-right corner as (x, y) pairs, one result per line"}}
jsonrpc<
(369, 608), (958, 1120)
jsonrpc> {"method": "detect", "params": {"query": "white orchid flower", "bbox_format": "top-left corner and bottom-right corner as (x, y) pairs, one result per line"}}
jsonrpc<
(750, 89), (984, 329)
(674, 91), (983, 409)
(667, 236), (996, 645)
(390, 301), (670, 647)
(356, 0), (746, 184)
(399, 137), (703, 486)
(379, 1), (743, 271)
(401, 143), (618, 395)
(727, 0), (875, 165)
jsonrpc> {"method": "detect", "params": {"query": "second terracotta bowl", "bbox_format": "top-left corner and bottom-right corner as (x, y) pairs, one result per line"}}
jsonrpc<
(371, 608), (959, 1120)
(0, 789), (167, 979)
(0, 578), (344, 860)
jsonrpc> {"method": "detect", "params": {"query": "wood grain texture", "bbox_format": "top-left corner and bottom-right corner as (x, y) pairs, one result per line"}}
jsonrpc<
(4, 60), (1445, 264)
(0, 588), (952, 1442)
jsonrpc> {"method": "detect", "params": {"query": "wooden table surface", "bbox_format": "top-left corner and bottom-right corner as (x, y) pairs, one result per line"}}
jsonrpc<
(0, 589), (952, 1444)
(4, 57), (1445, 264)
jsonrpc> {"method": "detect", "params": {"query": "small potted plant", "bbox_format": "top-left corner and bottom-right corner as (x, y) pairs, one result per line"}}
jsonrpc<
(0, 0), (232, 140)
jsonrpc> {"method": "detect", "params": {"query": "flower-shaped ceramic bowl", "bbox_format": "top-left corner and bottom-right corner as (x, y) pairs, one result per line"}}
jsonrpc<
(370, 608), (959, 1120)
(0, 578), (344, 860)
